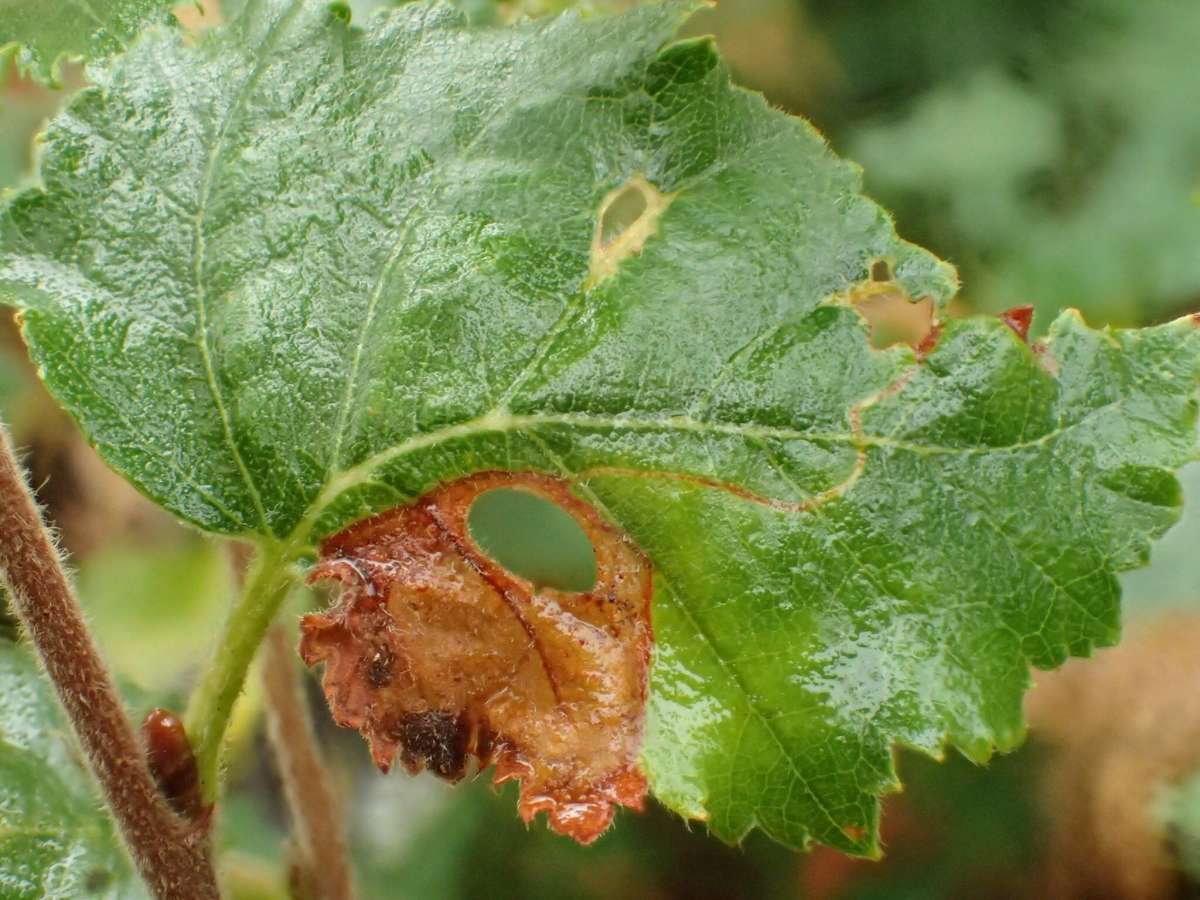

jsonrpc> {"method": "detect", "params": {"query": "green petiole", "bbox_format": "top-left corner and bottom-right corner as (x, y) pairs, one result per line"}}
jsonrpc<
(184, 539), (296, 802)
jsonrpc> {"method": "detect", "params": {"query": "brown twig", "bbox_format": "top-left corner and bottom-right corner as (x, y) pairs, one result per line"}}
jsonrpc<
(262, 623), (355, 900)
(0, 423), (219, 899)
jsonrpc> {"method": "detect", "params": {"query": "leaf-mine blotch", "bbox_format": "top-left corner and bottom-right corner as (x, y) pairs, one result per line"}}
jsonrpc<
(299, 472), (654, 844)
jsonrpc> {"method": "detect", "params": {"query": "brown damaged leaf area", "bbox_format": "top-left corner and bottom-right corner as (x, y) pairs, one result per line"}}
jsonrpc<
(299, 472), (654, 844)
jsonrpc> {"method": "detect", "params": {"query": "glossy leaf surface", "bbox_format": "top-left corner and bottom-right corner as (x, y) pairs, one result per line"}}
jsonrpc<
(1, 0), (1199, 852)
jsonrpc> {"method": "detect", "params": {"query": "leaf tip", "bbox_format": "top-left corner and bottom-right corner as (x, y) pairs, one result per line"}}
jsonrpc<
(998, 304), (1034, 342)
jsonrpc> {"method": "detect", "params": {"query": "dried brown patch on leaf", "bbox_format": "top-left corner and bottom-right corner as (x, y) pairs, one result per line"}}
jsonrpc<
(299, 472), (653, 844)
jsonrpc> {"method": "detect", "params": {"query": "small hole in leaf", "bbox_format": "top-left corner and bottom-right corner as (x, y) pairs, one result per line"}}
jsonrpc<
(587, 175), (674, 287)
(172, 0), (227, 36)
(854, 292), (935, 350)
(598, 182), (649, 248)
(468, 488), (597, 593)
(870, 259), (892, 282)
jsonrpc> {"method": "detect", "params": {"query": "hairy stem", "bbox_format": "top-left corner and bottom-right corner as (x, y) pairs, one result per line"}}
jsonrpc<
(186, 540), (293, 802)
(0, 423), (219, 900)
(262, 624), (355, 900)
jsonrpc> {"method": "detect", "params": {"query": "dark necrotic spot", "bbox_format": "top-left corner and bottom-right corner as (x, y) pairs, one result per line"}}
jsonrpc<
(367, 646), (393, 688)
(473, 718), (497, 766)
(397, 710), (469, 781)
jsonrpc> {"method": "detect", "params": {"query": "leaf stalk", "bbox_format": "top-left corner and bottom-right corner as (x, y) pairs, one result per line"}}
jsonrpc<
(185, 539), (294, 802)
(262, 623), (355, 900)
(0, 421), (219, 899)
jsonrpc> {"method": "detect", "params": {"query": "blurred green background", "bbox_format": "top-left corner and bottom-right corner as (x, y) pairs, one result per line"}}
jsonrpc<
(2, 0), (1198, 897)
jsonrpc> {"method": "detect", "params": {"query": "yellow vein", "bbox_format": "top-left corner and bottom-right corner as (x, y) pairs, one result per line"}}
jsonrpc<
(287, 405), (1085, 547)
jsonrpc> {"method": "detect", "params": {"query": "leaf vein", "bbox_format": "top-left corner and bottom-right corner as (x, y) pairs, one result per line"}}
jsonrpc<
(190, 0), (308, 533)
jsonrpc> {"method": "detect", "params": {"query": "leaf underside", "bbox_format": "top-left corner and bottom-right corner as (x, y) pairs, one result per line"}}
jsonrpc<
(0, 643), (140, 898)
(1, 0), (1198, 853)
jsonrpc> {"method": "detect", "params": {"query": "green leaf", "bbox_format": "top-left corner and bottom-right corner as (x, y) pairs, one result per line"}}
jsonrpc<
(0, 641), (143, 898)
(0, 0), (179, 86)
(0, 0), (1198, 854)
(0, 0), (956, 539)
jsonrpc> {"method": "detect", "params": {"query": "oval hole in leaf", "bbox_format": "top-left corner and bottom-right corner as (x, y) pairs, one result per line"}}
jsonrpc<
(467, 488), (597, 593)
(599, 181), (649, 247)
(588, 175), (674, 287)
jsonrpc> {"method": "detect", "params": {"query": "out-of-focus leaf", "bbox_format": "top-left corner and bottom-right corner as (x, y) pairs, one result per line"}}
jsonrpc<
(216, 794), (288, 900)
(848, 0), (1200, 330)
(852, 71), (1060, 248)
(75, 536), (235, 692)
(0, 641), (143, 898)
(804, 749), (1041, 900)
(808, 0), (1057, 119)
(357, 747), (1041, 900)
(1159, 768), (1200, 883)
(360, 778), (800, 900)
